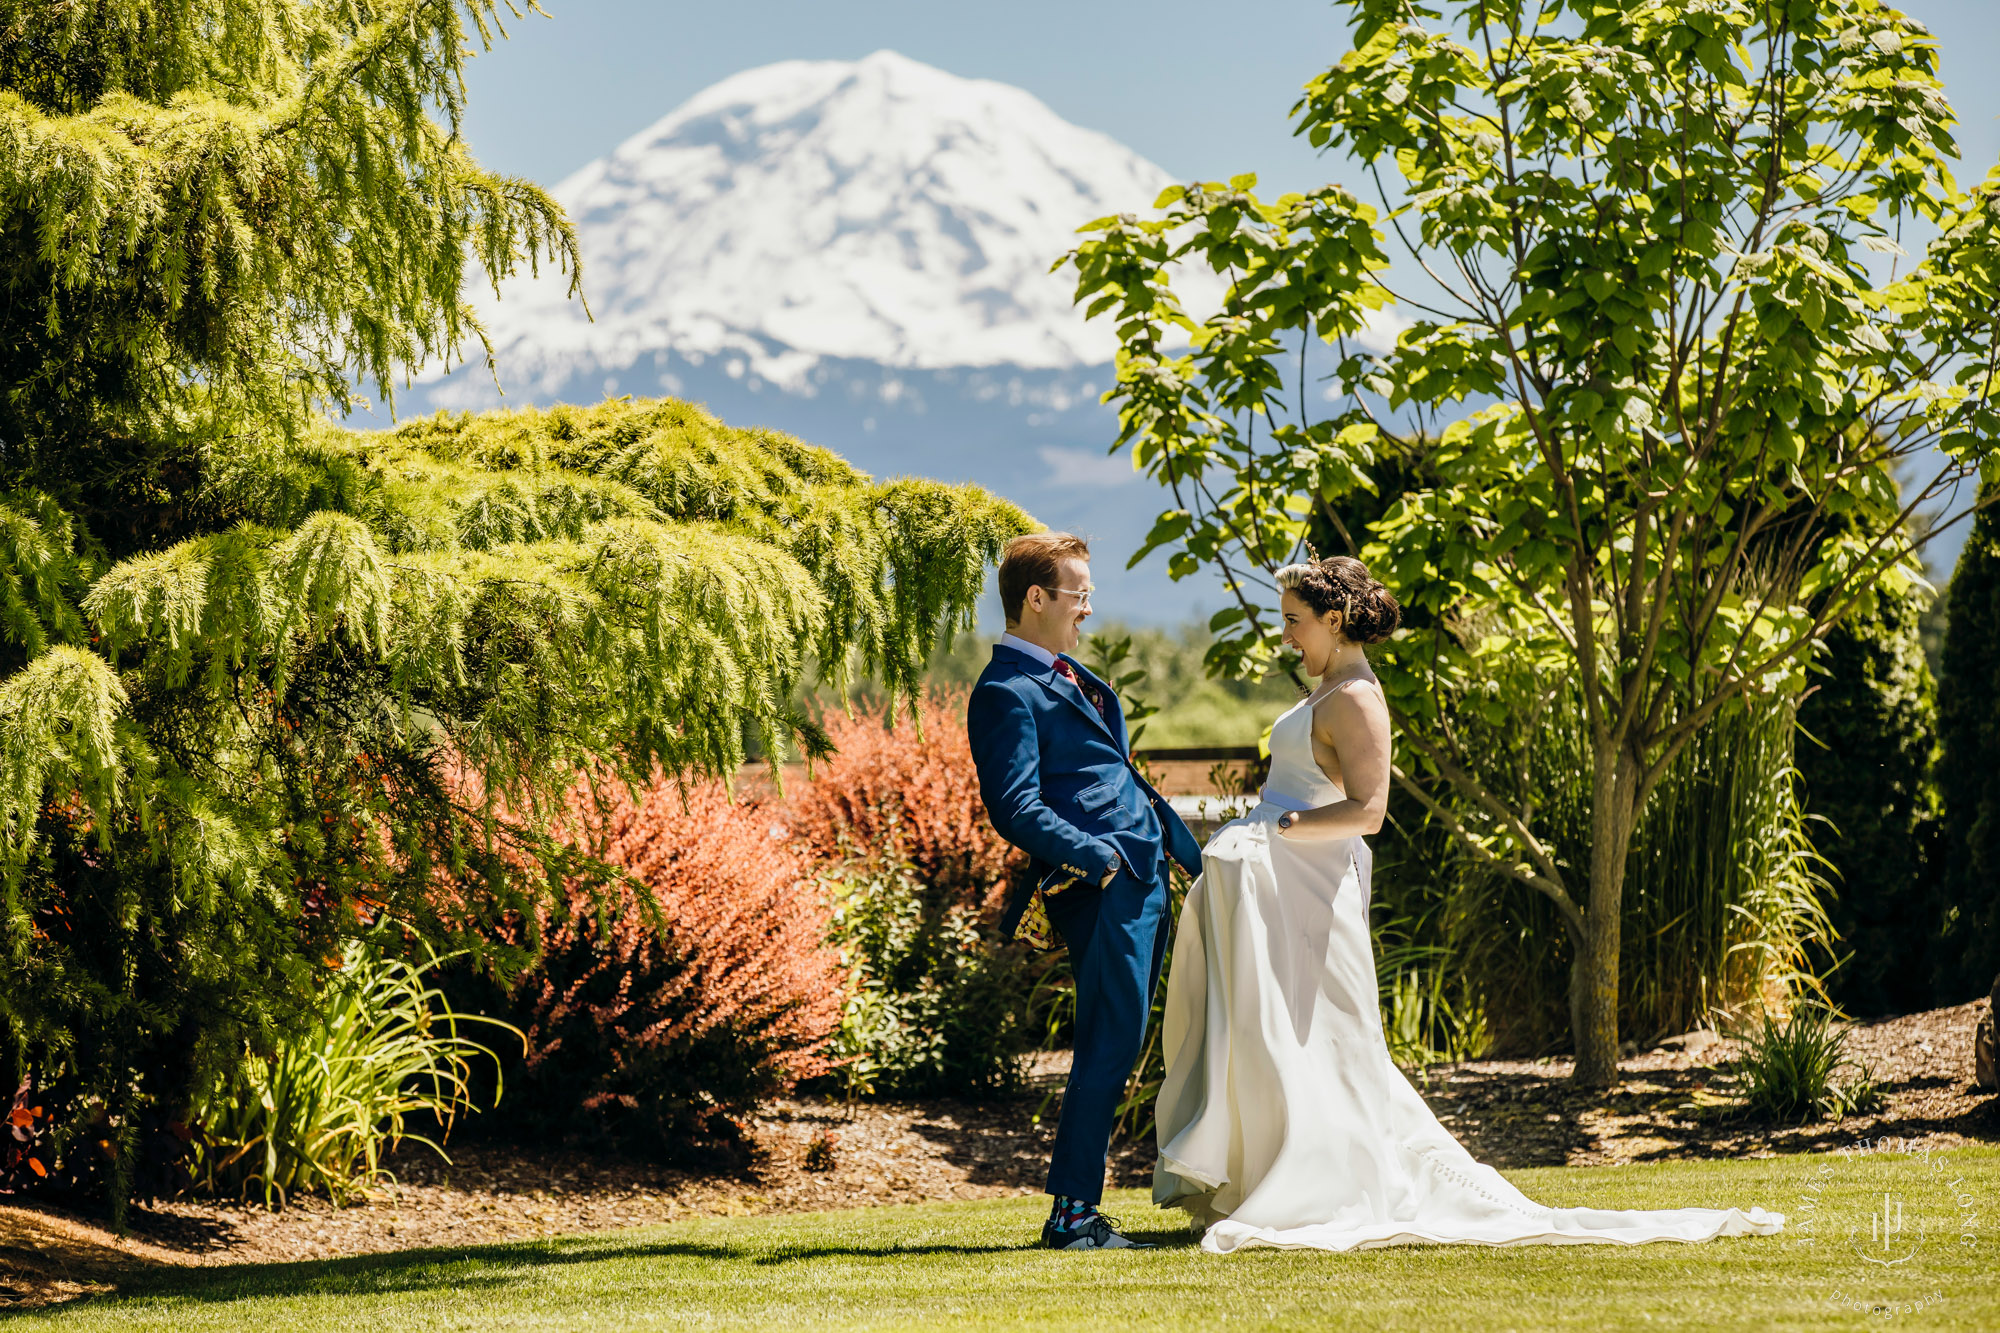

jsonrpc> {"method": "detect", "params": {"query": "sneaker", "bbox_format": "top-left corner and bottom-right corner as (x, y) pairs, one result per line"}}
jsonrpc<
(1041, 1211), (1154, 1251)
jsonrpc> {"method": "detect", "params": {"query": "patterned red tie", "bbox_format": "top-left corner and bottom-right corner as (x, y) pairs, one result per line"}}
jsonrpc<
(1053, 658), (1106, 720)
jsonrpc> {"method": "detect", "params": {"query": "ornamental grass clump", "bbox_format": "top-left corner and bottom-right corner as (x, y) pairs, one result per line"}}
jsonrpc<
(191, 938), (517, 1208)
(1733, 1007), (1883, 1124)
(1364, 661), (1832, 1062)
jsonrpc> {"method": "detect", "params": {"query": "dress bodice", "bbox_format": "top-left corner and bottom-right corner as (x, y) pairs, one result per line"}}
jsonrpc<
(1259, 695), (1345, 813)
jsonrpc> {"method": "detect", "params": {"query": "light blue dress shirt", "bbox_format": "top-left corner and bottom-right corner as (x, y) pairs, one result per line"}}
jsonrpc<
(999, 631), (1058, 669)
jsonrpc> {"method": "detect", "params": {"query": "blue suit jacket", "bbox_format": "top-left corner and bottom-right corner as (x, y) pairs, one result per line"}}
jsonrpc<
(967, 643), (1203, 939)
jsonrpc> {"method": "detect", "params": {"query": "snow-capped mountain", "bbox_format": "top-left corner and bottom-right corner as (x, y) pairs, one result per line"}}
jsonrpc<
(442, 49), (1189, 393)
(384, 52), (1275, 623)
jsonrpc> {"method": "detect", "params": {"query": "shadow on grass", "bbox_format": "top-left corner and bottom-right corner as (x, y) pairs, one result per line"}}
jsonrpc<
(79, 1221), (1201, 1310)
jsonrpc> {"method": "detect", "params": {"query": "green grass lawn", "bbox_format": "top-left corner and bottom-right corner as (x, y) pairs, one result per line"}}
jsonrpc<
(15, 1147), (1997, 1332)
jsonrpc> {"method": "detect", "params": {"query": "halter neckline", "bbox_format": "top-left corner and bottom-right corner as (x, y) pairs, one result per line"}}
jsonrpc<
(1301, 670), (1376, 708)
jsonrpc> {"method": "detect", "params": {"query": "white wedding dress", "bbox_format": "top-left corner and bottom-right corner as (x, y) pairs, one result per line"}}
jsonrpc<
(1153, 690), (1785, 1254)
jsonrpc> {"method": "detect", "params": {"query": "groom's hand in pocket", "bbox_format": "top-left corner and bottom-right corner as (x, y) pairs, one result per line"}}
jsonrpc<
(1044, 849), (1117, 898)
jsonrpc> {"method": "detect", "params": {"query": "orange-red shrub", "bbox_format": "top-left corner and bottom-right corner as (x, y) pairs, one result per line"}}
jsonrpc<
(784, 691), (1046, 1097)
(493, 774), (844, 1160)
(788, 690), (1025, 917)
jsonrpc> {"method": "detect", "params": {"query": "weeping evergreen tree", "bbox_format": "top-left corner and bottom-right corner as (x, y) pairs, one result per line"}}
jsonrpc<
(0, 1), (1029, 1212)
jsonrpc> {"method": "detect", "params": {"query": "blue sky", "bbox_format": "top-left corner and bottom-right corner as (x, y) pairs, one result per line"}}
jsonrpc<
(453, 0), (2000, 579)
(461, 1), (2000, 200)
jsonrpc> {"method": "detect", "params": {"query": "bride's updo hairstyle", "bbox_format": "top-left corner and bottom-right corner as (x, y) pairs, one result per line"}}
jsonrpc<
(1274, 555), (1401, 645)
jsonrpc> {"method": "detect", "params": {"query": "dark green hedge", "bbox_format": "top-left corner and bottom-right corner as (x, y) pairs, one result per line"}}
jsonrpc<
(1796, 582), (1945, 1015)
(1936, 503), (2000, 1004)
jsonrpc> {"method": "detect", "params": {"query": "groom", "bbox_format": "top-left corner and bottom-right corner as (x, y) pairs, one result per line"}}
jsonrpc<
(966, 532), (1203, 1250)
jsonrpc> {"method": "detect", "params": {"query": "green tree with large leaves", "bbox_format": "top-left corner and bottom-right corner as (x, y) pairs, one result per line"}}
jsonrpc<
(1067, 0), (2000, 1085)
(0, 0), (1025, 1214)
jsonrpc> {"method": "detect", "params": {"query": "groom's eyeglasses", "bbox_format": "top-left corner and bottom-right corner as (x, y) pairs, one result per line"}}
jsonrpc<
(1045, 584), (1094, 610)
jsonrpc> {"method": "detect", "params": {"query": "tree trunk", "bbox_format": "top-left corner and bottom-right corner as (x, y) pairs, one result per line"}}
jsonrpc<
(1572, 744), (1641, 1088)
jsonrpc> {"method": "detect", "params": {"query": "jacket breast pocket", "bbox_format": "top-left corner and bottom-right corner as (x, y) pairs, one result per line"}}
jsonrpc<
(1074, 781), (1119, 814)
(1074, 779), (1146, 831)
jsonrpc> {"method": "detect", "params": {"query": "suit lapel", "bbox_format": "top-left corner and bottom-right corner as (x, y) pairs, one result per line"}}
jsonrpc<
(992, 644), (1118, 744)
(1039, 668), (1112, 740)
(1044, 658), (1121, 747)
(1060, 655), (1127, 750)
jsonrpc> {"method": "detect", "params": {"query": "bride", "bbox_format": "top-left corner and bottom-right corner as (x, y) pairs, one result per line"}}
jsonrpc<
(1153, 554), (1785, 1254)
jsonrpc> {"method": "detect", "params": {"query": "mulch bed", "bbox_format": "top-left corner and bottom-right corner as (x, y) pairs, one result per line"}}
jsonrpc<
(1393, 999), (1999, 1170)
(4, 1003), (1994, 1311)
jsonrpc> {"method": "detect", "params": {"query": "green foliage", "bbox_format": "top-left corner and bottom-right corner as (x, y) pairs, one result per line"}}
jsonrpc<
(0, 0), (575, 1221)
(190, 936), (516, 1208)
(1936, 498), (2000, 1002)
(1732, 1008), (1883, 1124)
(1380, 965), (1488, 1070)
(0, 0), (578, 458)
(1373, 674), (1832, 1056)
(0, 2), (1031, 1215)
(1065, 0), (2000, 1078)
(3, 397), (1023, 1203)
(1077, 633), (1157, 747)
(824, 862), (1029, 1100)
(924, 622), (1297, 750)
(1796, 580), (1945, 1015)
(1375, 949), (1490, 1069)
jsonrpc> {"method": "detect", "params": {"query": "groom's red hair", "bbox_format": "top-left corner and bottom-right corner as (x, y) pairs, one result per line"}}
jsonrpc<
(998, 531), (1090, 623)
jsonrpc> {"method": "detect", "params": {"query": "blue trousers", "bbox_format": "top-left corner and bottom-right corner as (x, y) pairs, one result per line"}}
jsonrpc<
(1043, 859), (1173, 1203)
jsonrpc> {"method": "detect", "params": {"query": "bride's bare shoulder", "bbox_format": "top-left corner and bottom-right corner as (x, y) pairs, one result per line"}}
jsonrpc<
(1316, 674), (1386, 707)
(1311, 675), (1388, 730)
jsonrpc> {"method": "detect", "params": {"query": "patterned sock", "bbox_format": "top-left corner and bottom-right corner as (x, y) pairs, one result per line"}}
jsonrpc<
(1049, 1194), (1097, 1231)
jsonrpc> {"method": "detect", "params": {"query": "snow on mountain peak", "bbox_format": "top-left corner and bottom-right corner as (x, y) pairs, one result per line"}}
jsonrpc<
(447, 51), (1199, 395)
